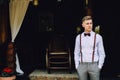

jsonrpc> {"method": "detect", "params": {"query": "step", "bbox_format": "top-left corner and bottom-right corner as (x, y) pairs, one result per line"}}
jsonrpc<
(29, 69), (78, 80)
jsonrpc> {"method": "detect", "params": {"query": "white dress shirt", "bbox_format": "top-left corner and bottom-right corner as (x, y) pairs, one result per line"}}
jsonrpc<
(74, 31), (106, 69)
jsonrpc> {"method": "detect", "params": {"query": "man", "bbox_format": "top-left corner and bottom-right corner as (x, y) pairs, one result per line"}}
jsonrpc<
(74, 16), (106, 80)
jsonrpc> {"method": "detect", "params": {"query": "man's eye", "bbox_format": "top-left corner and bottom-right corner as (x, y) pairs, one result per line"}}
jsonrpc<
(90, 22), (92, 24)
(86, 23), (92, 25)
(86, 23), (89, 25)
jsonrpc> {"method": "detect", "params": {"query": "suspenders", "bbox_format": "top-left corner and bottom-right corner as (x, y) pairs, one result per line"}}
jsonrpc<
(80, 34), (83, 63)
(80, 33), (97, 63)
(92, 33), (97, 62)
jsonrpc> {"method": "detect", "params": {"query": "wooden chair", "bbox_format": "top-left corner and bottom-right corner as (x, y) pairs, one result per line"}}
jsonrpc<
(46, 34), (72, 73)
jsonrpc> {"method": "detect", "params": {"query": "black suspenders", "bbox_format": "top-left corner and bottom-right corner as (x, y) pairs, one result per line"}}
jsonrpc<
(80, 33), (97, 63)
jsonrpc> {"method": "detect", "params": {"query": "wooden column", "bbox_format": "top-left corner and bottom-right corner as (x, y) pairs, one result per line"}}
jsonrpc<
(0, 3), (10, 69)
(84, 0), (93, 16)
(0, 3), (9, 46)
(0, 3), (16, 77)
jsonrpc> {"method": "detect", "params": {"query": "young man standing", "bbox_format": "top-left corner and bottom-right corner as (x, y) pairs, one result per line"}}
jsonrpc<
(74, 16), (106, 80)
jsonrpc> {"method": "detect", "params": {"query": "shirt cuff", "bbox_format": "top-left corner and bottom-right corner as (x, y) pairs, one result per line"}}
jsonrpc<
(98, 65), (102, 69)
(75, 64), (79, 69)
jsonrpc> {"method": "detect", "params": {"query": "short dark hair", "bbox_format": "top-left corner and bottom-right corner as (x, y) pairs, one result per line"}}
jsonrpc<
(82, 16), (92, 23)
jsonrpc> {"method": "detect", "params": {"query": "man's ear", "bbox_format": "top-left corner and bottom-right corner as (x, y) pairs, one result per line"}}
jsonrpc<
(82, 23), (84, 28)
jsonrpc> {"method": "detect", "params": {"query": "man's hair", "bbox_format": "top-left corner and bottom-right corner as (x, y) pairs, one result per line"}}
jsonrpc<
(82, 16), (92, 23)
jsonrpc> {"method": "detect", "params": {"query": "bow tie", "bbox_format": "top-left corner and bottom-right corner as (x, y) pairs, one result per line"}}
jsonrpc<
(84, 33), (90, 36)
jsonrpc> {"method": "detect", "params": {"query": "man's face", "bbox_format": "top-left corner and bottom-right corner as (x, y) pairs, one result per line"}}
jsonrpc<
(82, 19), (93, 33)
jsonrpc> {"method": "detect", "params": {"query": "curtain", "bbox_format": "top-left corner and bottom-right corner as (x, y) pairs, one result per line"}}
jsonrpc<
(9, 0), (31, 74)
